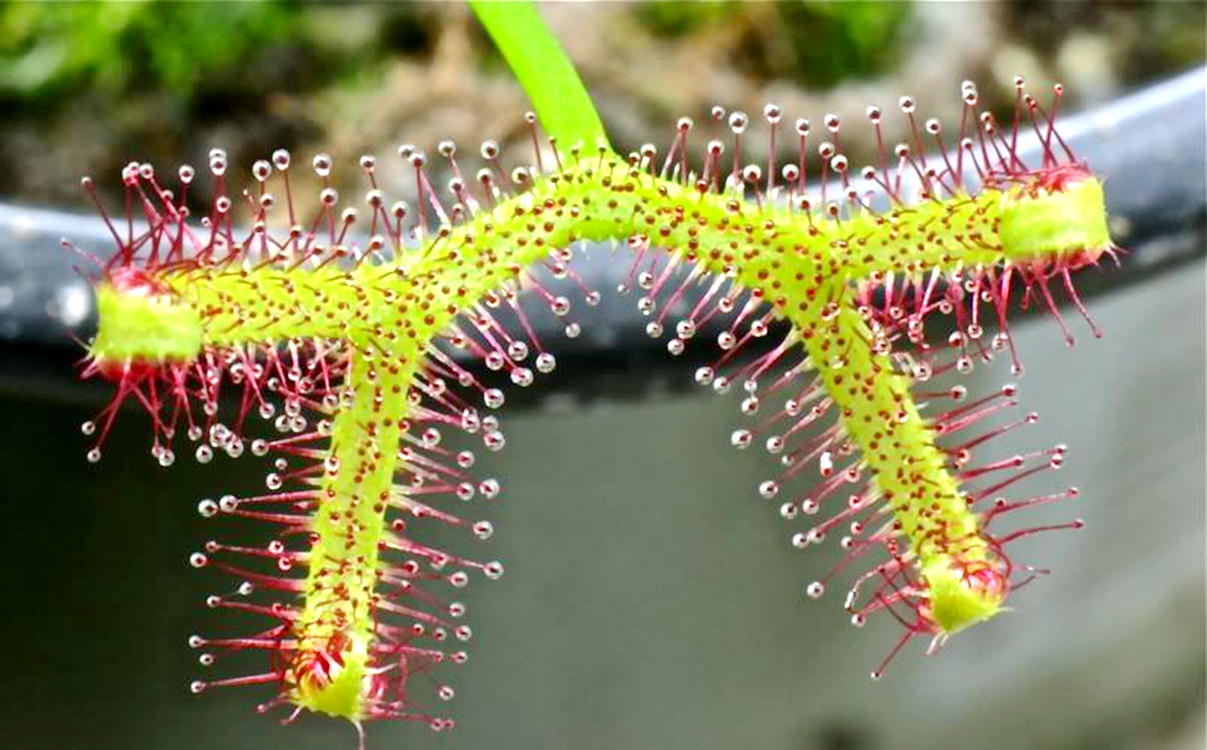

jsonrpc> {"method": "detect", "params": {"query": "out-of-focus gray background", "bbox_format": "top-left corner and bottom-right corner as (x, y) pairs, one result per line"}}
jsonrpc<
(0, 3), (1203, 750)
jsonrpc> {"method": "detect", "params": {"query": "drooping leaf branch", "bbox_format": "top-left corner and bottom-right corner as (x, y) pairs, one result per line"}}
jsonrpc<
(74, 2), (1114, 743)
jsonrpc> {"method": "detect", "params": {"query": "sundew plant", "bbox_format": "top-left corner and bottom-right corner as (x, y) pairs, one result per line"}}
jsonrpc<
(72, 3), (1115, 746)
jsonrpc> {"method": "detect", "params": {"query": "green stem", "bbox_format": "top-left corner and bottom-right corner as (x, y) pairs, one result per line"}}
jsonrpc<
(470, 0), (611, 153)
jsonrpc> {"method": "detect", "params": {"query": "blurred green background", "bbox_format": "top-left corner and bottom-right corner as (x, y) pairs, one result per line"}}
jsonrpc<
(0, 3), (1203, 750)
(1, 0), (1203, 207)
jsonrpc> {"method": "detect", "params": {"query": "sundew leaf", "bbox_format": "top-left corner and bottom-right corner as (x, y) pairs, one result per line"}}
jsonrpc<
(70, 14), (1115, 739)
(469, 0), (612, 153)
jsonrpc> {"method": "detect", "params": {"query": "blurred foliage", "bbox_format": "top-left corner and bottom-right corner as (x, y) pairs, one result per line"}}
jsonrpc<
(1005, 0), (1206, 83)
(1116, 2), (1205, 80)
(771, 1), (911, 87)
(0, 0), (1201, 209)
(631, 1), (736, 39)
(632, 1), (911, 86)
(792, 1), (910, 85)
(0, 1), (307, 109)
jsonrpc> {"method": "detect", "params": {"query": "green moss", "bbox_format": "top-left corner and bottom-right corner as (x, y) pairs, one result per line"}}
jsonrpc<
(796, 1), (911, 85)
(632, 1), (735, 38)
(0, 1), (302, 105)
(768, 1), (913, 87)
